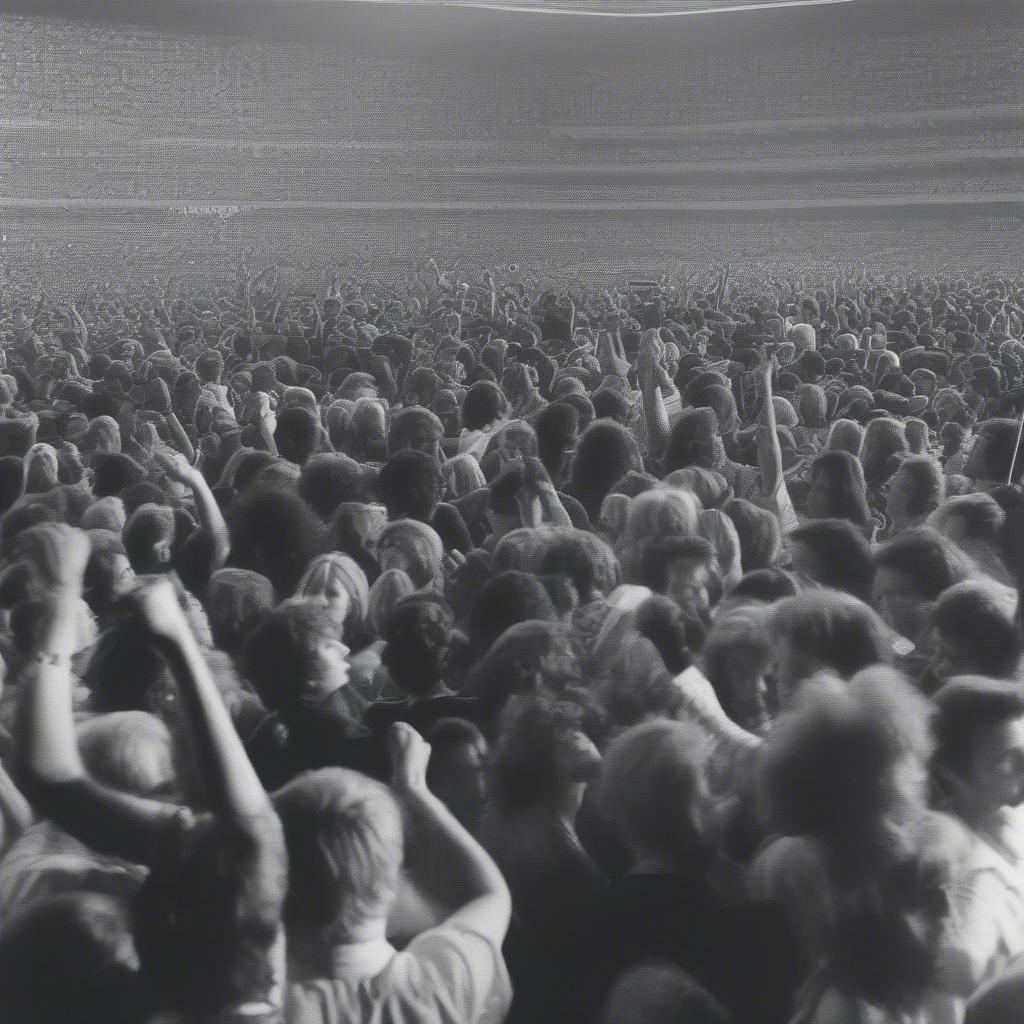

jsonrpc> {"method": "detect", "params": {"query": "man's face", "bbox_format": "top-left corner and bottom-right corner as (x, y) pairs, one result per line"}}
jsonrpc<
(666, 559), (713, 622)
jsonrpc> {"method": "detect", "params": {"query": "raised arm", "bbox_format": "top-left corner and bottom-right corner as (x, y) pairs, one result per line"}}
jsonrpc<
(156, 450), (230, 570)
(390, 723), (511, 944)
(755, 355), (784, 497)
(129, 577), (271, 820)
(15, 525), (175, 864)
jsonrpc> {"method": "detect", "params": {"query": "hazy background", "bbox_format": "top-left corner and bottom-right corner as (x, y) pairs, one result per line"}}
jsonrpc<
(2, 0), (1023, 285)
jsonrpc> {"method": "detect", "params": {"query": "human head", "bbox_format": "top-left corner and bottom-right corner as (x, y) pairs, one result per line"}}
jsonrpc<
(722, 498), (782, 572)
(767, 590), (891, 704)
(806, 451), (871, 530)
(134, 812), (285, 1017)
(388, 406), (443, 461)
(377, 519), (444, 589)
(377, 449), (441, 522)
(489, 692), (602, 816)
(701, 602), (772, 732)
(601, 963), (730, 1024)
(790, 518), (875, 602)
(228, 484), (328, 596)
(240, 601), (349, 713)
(468, 570), (557, 659)
(638, 535), (718, 628)
(381, 593), (454, 698)
(77, 710), (177, 802)
(273, 407), (320, 466)
(566, 420), (644, 521)
(872, 527), (975, 643)
(0, 892), (140, 1024)
(122, 503), (176, 575)
(206, 568), (276, 657)
(932, 580), (1018, 680)
(425, 718), (489, 834)
(294, 553), (369, 642)
(826, 418), (864, 457)
(885, 455), (945, 534)
(273, 768), (402, 943)
(933, 676), (1024, 824)
(597, 719), (712, 870)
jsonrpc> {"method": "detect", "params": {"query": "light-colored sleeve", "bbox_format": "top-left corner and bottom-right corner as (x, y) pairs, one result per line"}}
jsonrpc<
(406, 923), (513, 1024)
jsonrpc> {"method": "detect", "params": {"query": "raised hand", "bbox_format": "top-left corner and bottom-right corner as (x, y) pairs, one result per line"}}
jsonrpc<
(390, 722), (431, 795)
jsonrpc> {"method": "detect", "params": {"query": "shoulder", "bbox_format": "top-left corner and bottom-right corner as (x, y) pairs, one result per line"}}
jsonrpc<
(287, 925), (511, 1024)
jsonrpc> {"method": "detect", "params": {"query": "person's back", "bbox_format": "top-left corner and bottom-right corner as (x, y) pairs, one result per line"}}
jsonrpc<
(279, 726), (513, 1024)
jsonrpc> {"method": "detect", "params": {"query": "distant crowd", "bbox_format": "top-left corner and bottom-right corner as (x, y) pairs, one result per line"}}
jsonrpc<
(1, 259), (1024, 1023)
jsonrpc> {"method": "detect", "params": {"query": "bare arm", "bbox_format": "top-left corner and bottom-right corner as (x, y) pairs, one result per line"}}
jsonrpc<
(756, 356), (784, 498)
(390, 724), (511, 945)
(157, 451), (230, 570)
(130, 577), (271, 820)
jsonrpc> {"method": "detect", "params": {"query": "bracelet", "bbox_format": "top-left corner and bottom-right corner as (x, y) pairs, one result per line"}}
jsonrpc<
(31, 651), (71, 668)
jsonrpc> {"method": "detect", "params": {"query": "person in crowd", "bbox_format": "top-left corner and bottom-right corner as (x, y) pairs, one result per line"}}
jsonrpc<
(7, 259), (1024, 1023)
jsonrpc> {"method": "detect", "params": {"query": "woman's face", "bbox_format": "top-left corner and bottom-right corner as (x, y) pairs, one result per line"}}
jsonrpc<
(304, 566), (351, 634)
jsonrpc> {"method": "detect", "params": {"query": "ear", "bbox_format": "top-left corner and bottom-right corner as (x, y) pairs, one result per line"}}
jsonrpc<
(154, 540), (173, 564)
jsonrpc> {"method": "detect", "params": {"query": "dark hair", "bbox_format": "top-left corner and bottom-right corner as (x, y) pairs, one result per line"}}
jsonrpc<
(487, 463), (525, 517)
(239, 602), (336, 711)
(134, 814), (286, 1017)
(489, 692), (598, 815)
(537, 532), (618, 602)
(632, 595), (693, 675)
(729, 567), (800, 604)
(874, 527), (975, 602)
(933, 582), (1019, 678)
(808, 451), (871, 530)
(637, 536), (716, 595)
(0, 893), (140, 1024)
(86, 623), (173, 716)
(933, 675), (1024, 779)
(791, 518), (875, 602)
(274, 407), (320, 466)
(299, 453), (368, 520)
(461, 381), (503, 430)
(465, 620), (579, 736)
(565, 420), (643, 521)
(377, 449), (441, 522)
(229, 484), (328, 595)
(468, 570), (557, 659)
(381, 593), (454, 698)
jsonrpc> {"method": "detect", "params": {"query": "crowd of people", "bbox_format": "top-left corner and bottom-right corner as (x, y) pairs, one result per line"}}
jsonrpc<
(1, 259), (1024, 1023)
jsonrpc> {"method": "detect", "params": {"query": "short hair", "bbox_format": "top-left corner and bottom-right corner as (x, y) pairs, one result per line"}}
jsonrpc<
(702, 603), (772, 722)
(638, 536), (716, 595)
(933, 675), (1024, 779)
(468, 570), (556, 658)
(273, 768), (403, 941)
(928, 492), (1004, 544)
(597, 719), (710, 868)
(729, 567), (799, 604)
(791, 518), (875, 602)
(933, 581), (1019, 677)
(239, 601), (336, 711)
(874, 527), (975, 602)
(76, 711), (175, 799)
(122, 503), (175, 575)
(381, 593), (454, 697)
(768, 589), (891, 680)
